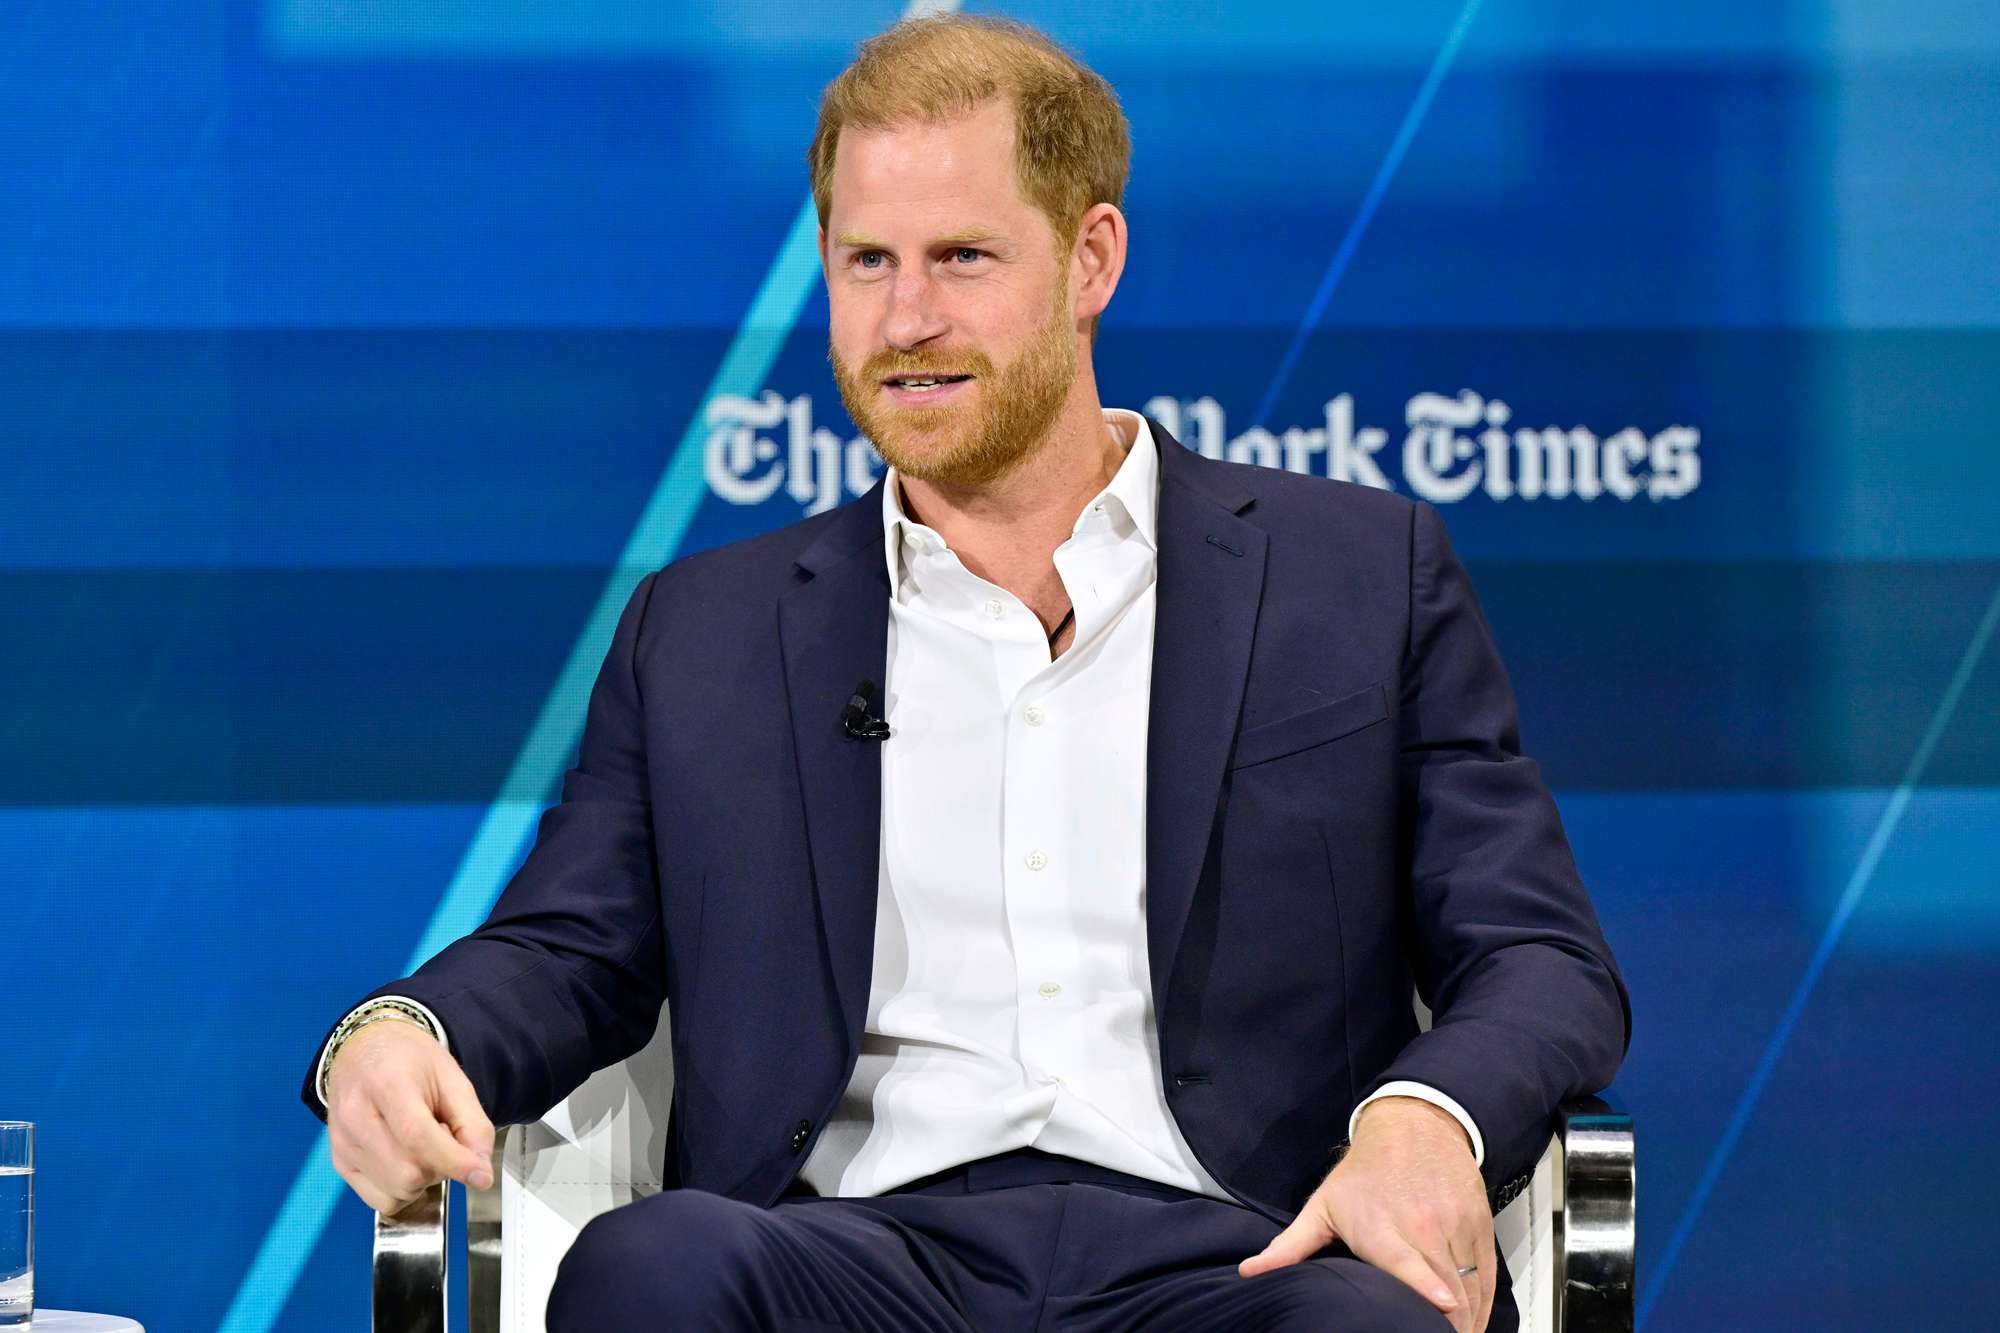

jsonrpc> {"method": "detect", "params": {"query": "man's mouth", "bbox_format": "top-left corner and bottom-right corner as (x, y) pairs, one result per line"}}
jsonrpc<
(881, 374), (974, 396)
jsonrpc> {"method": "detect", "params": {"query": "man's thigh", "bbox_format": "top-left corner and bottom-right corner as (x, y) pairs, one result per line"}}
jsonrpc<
(543, 1185), (1058, 1332)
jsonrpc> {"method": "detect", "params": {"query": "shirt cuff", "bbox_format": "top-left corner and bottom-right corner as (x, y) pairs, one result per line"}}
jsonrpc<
(1349, 1081), (1485, 1167)
(313, 994), (449, 1110)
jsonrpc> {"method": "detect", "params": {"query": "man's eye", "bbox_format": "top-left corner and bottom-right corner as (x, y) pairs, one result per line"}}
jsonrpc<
(857, 252), (885, 269)
(953, 248), (983, 264)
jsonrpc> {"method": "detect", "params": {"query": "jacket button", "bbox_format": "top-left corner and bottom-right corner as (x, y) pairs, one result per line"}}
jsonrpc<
(790, 1119), (812, 1151)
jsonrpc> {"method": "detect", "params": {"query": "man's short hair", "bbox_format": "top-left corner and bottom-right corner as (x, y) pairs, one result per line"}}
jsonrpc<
(808, 14), (1131, 340)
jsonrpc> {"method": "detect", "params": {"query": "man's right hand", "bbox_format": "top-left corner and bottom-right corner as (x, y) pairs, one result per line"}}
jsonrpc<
(325, 1019), (496, 1215)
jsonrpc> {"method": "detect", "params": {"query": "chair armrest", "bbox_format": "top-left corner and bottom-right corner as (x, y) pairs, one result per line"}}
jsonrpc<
(372, 1177), (449, 1333)
(1555, 1097), (1635, 1333)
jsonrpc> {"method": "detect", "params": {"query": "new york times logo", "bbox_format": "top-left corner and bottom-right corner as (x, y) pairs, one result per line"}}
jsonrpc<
(704, 389), (1701, 514)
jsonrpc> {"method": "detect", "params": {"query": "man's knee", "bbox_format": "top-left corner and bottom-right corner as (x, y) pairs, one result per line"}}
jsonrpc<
(546, 1189), (767, 1328)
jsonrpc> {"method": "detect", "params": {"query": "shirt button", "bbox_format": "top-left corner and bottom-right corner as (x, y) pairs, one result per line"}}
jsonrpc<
(1037, 981), (1062, 999)
(1025, 849), (1049, 871)
(983, 597), (1005, 618)
(1024, 706), (1046, 727)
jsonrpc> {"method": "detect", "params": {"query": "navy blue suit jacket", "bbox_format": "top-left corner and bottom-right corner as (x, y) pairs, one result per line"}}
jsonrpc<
(302, 420), (1629, 1225)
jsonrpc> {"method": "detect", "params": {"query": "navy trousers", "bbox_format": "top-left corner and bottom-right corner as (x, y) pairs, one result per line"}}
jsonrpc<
(545, 1147), (1513, 1331)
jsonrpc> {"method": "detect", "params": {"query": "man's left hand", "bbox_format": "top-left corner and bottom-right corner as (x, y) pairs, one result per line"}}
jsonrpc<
(1237, 1095), (1495, 1333)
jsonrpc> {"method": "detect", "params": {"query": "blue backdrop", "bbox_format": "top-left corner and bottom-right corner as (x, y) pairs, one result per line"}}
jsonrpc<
(4, 2), (1997, 1328)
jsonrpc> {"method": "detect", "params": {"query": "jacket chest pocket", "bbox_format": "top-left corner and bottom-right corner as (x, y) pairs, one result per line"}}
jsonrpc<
(1229, 681), (1389, 771)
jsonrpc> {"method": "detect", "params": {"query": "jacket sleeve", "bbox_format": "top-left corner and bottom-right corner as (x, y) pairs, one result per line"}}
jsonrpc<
(300, 570), (669, 1129)
(1361, 501), (1632, 1195)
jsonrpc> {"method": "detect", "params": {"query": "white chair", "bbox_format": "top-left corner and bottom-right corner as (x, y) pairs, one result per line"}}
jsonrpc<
(373, 1001), (1634, 1332)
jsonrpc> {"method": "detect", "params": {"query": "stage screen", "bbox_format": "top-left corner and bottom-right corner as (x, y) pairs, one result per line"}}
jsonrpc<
(3, 2), (1995, 1328)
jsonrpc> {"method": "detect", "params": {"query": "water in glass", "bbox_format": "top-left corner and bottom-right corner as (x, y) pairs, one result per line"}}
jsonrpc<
(0, 1164), (28, 1326)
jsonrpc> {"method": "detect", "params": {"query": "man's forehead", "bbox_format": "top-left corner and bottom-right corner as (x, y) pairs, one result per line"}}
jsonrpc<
(825, 103), (1035, 226)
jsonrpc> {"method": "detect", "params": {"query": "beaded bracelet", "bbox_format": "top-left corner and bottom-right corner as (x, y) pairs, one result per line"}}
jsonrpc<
(318, 1000), (440, 1103)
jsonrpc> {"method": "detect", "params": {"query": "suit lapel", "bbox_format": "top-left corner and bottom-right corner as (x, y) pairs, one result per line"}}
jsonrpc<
(778, 492), (892, 1052)
(775, 428), (1268, 1051)
(1144, 423), (1268, 1010)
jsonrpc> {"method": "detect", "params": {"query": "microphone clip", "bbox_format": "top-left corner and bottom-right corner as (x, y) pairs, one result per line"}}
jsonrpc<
(840, 679), (891, 741)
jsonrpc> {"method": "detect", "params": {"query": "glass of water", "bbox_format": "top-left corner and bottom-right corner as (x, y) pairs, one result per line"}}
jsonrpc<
(0, 1123), (29, 1328)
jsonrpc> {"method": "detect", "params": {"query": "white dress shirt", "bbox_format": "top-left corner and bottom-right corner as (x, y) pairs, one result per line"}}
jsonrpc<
(325, 408), (1483, 1188)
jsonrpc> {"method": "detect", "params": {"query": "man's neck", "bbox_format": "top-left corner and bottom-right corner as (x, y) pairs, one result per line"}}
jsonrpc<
(896, 391), (1128, 626)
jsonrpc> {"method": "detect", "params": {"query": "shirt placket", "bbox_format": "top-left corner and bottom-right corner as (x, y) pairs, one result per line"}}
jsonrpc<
(1003, 642), (1084, 1096)
(996, 523), (1116, 1097)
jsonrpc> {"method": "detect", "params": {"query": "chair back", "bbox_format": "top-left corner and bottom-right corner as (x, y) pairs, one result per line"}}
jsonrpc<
(489, 1000), (674, 1333)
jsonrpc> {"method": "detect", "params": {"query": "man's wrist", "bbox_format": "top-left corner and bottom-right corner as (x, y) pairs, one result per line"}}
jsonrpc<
(1349, 1081), (1485, 1166)
(315, 996), (447, 1107)
(1355, 1095), (1468, 1146)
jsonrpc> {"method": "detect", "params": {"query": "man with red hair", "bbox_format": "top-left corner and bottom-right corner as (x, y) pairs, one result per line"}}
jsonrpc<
(308, 16), (1627, 1331)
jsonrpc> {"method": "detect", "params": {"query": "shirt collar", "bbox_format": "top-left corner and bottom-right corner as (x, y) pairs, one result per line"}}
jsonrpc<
(880, 409), (1161, 598)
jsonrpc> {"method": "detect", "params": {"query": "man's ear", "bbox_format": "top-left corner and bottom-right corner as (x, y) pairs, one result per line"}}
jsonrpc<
(1070, 203), (1128, 323)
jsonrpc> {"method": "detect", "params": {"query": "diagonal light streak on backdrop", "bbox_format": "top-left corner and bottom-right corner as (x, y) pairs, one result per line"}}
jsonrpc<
(1251, 0), (1484, 429)
(1635, 578), (2000, 1329)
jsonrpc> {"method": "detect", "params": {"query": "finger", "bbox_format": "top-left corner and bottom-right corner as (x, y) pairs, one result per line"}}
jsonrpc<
(1421, 1243), (1474, 1333)
(1369, 1239), (1463, 1325)
(351, 1165), (414, 1218)
(1431, 1254), (1473, 1333)
(329, 1123), (388, 1214)
(396, 1097), (489, 1191)
(1444, 1216), (1495, 1333)
(345, 1100), (408, 1194)
(1472, 1225), (1498, 1333)
(339, 1103), (419, 1214)
(433, 1059), (496, 1184)
(344, 1170), (395, 1217)
(1238, 1216), (1332, 1278)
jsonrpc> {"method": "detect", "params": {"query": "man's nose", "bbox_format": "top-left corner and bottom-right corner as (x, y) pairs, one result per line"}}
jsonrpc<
(880, 269), (949, 350)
